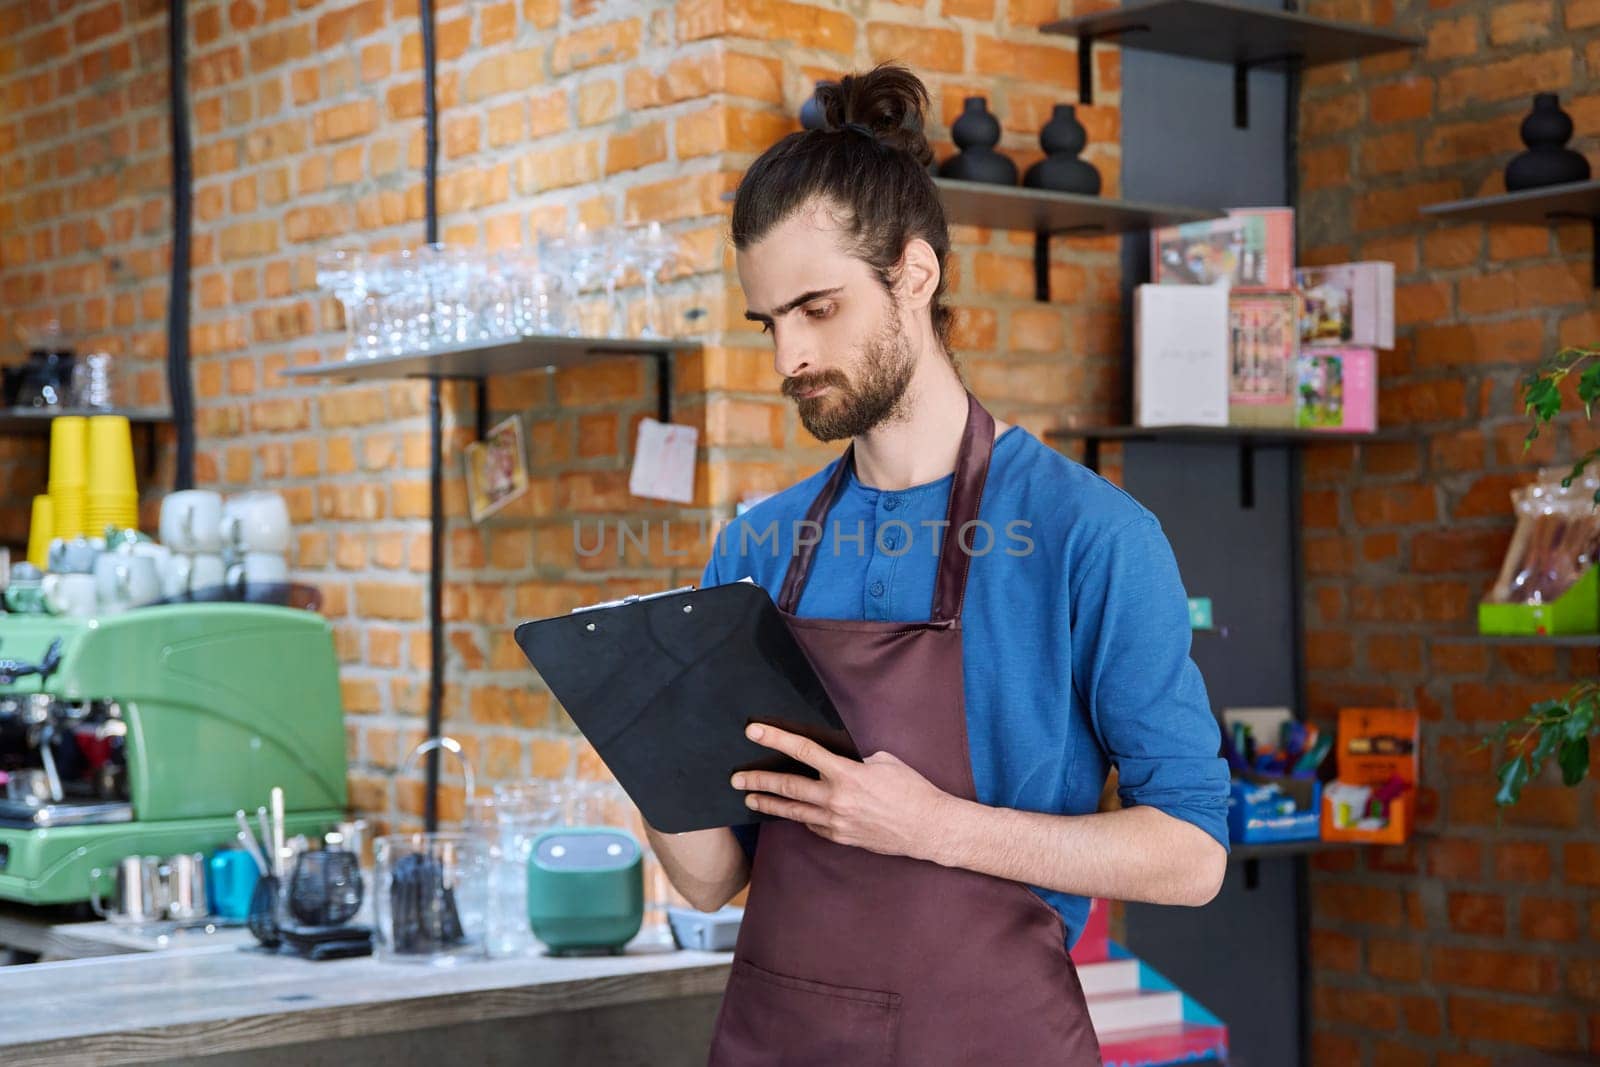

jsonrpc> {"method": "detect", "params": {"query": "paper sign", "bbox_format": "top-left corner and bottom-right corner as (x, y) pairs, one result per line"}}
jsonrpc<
(629, 418), (698, 503)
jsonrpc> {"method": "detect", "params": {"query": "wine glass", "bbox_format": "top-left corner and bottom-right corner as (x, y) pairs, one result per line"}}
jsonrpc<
(632, 222), (678, 340)
(315, 249), (377, 359)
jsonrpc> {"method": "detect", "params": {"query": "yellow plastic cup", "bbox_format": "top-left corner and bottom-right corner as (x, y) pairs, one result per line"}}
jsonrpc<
(87, 415), (137, 495)
(48, 416), (88, 489)
(26, 496), (53, 570)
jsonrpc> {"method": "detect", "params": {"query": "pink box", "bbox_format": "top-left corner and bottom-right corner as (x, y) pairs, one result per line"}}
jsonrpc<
(1297, 347), (1377, 432)
(1151, 207), (1295, 290)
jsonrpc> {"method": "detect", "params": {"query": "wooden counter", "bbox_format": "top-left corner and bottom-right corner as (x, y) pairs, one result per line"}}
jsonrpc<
(0, 938), (733, 1066)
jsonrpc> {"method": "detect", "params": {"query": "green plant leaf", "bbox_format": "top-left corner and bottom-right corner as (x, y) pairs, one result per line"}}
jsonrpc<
(1581, 363), (1600, 417)
(1561, 701), (1594, 742)
(1496, 755), (1530, 806)
(1558, 737), (1590, 787)
(1529, 722), (1562, 778)
(1523, 377), (1562, 422)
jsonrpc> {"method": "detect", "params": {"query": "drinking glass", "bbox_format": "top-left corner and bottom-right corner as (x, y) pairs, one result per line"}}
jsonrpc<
(603, 234), (638, 338)
(421, 243), (473, 348)
(315, 249), (381, 360)
(632, 222), (679, 339)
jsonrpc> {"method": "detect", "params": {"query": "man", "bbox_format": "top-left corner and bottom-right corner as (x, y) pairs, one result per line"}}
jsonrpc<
(641, 64), (1228, 1065)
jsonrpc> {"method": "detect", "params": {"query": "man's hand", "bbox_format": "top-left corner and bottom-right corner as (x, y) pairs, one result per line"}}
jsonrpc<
(732, 722), (955, 862)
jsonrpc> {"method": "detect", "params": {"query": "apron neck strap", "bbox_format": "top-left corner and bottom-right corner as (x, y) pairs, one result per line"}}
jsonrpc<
(777, 392), (996, 622)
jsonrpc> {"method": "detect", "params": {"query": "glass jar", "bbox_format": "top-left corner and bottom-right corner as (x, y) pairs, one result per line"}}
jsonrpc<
(373, 832), (489, 964)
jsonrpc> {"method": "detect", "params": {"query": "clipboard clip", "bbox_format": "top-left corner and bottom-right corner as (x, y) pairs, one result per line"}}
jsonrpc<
(569, 584), (698, 615)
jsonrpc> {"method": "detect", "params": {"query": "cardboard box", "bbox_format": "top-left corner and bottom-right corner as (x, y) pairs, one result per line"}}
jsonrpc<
(1297, 347), (1378, 433)
(1228, 291), (1300, 428)
(1295, 261), (1395, 349)
(1320, 707), (1419, 845)
(1151, 208), (1296, 290)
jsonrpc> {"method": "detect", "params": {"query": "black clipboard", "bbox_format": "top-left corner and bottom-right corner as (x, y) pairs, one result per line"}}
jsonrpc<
(513, 580), (858, 833)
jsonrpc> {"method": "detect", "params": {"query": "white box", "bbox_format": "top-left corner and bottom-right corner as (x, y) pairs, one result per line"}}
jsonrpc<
(1134, 284), (1230, 427)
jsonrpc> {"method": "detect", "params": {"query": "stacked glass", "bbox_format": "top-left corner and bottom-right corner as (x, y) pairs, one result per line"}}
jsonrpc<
(313, 224), (681, 361)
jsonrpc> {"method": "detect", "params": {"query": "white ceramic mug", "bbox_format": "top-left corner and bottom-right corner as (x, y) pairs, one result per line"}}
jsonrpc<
(42, 572), (97, 618)
(221, 492), (291, 554)
(227, 552), (289, 589)
(159, 490), (223, 554)
(47, 536), (99, 575)
(162, 552), (227, 598)
(93, 554), (159, 614)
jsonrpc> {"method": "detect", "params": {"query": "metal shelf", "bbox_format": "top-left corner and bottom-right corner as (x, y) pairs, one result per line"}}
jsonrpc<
(1046, 424), (1411, 508)
(1044, 0), (1420, 126)
(1434, 631), (1600, 647)
(1229, 839), (1354, 863)
(1045, 423), (1410, 445)
(282, 335), (700, 383)
(282, 334), (701, 425)
(935, 178), (1218, 237)
(1421, 180), (1600, 286)
(0, 407), (171, 433)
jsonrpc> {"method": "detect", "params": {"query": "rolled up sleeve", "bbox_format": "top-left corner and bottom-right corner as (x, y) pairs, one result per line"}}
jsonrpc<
(1072, 515), (1230, 850)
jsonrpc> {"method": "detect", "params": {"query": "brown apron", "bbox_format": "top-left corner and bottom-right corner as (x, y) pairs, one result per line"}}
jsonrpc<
(708, 393), (1102, 1066)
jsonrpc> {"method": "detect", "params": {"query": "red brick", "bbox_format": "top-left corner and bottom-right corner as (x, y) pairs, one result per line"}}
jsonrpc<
(1370, 78), (1433, 123)
(1520, 897), (1580, 941)
(1437, 48), (1574, 111)
(1447, 994), (1581, 1049)
(1447, 892), (1505, 936)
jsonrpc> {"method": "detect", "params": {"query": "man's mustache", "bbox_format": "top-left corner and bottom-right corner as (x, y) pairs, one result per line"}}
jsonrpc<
(782, 370), (850, 400)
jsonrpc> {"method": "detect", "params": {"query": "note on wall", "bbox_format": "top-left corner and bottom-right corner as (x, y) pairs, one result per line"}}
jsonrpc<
(629, 418), (698, 503)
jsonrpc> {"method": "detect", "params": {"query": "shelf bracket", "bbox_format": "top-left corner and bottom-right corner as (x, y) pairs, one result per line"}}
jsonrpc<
(1076, 24), (1151, 108)
(1239, 439), (1256, 509)
(1548, 212), (1600, 286)
(1033, 225), (1104, 303)
(653, 350), (672, 423)
(1083, 435), (1102, 474)
(1233, 52), (1303, 129)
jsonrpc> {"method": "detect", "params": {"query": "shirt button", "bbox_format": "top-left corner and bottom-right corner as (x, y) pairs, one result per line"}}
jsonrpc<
(884, 534), (898, 549)
(869, 581), (885, 598)
(882, 496), (899, 511)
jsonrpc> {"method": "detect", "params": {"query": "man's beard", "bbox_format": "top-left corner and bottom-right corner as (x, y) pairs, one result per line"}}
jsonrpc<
(782, 312), (915, 442)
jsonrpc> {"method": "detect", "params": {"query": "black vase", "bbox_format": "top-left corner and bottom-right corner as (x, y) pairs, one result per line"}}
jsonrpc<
(938, 97), (1017, 185)
(1023, 104), (1101, 195)
(799, 80), (827, 132)
(1505, 93), (1591, 192)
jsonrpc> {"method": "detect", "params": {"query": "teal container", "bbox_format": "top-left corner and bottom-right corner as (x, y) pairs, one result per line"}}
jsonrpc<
(526, 826), (644, 955)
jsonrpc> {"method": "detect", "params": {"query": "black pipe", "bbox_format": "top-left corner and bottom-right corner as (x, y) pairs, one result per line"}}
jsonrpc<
(420, 0), (443, 832)
(165, 0), (195, 490)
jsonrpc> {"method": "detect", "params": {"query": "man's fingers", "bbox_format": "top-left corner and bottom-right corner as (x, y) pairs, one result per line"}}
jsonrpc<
(745, 792), (831, 827)
(732, 769), (828, 806)
(745, 722), (847, 774)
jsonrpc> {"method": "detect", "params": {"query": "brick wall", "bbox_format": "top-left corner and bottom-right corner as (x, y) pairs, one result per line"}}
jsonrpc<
(0, 0), (174, 543)
(1, 1), (1125, 916)
(1299, 0), (1600, 1061)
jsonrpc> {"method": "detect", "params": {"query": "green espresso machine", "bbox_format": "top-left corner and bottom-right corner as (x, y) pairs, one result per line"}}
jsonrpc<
(0, 603), (348, 906)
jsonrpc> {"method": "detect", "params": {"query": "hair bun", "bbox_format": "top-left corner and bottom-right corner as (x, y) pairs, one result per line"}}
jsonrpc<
(815, 63), (934, 168)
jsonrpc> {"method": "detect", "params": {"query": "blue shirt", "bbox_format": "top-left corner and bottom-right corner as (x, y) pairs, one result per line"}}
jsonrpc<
(700, 425), (1229, 949)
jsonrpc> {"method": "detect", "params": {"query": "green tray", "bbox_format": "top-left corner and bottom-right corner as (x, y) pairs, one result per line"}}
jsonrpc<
(1478, 565), (1599, 635)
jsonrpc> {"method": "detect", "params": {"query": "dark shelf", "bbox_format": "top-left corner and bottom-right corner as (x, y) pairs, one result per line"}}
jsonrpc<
(1422, 180), (1600, 287)
(1229, 839), (1355, 863)
(934, 178), (1219, 237)
(1420, 179), (1600, 225)
(0, 407), (171, 433)
(1044, 424), (1410, 446)
(1434, 631), (1600, 647)
(282, 334), (700, 384)
(1045, 0), (1420, 124)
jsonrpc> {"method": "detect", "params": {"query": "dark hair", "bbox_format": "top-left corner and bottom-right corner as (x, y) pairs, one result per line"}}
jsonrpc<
(730, 64), (954, 358)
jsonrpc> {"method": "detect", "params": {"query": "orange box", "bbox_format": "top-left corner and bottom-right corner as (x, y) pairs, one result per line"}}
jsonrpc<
(1319, 707), (1420, 845)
